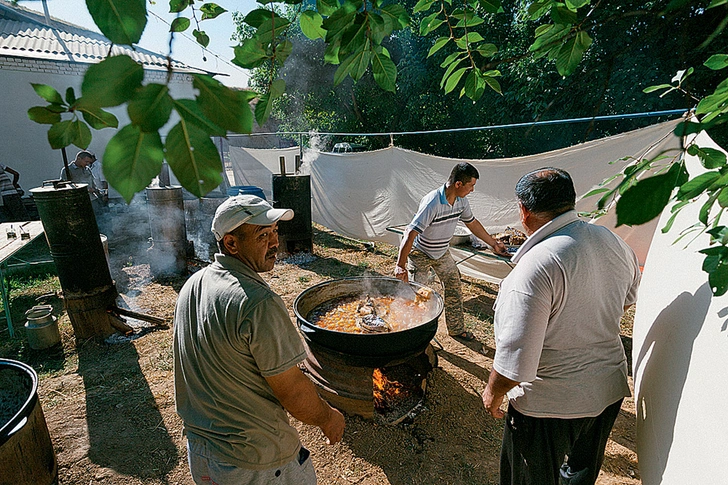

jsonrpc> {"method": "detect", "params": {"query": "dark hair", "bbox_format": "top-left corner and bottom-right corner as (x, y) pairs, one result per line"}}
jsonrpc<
(515, 167), (576, 216)
(448, 162), (479, 185)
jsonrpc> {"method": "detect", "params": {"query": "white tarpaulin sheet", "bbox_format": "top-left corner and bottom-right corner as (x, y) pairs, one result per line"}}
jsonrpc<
(230, 119), (682, 283)
(228, 146), (300, 199)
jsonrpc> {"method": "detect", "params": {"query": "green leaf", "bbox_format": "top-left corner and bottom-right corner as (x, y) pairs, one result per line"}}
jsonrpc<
(244, 9), (282, 29)
(317, 0), (339, 17)
(699, 192), (719, 225)
(428, 37), (450, 57)
(255, 79), (285, 126)
(705, 255), (728, 295)
(455, 32), (484, 49)
(86, 0), (147, 46)
(173, 99), (225, 136)
(200, 3), (227, 20)
(372, 50), (397, 92)
(165, 121), (223, 197)
(232, 38), (269, 69)
(551, 6), (577, 24)
(462, 70), (485, 101)
(31, 83), (64, 104)
(81, 55), (144, 107)
(65, 87), (77, 106)
(616, 164), (681, 226)
(478, 0), (503, 14)
(47, 120), (75, 149)
(300, 10), (326, 40)
(674, 121), (704, 137)
(565, 0), (590, 8)
(257, 17), (291, 44)
(643, 84), (673, 93)
(334, 52), (357, 85)
(381, 4), (410, 30)
(276, 40), (294, 63)
(170, 17), (190, 32)
(677, 172), (720, 200)
(555, 31), (591, 76)
(193, 75), (254, 134)
(694, 146), (727, 169)
(583, 187), (611, 198)
(414, 0), (437, 13)
(475, 43), (498, 57)
(102, 124), (164, 203)
(444, 67), (468, 94)
(483, 74), (502, 94)
(420, 12), (444, 36)
(127, 83), (174, 132)
(704, 54), (728, 70)
(28, 106), (62, 124)
(193, 29), (210, 47)
(718, 187), (728, 208)
(169, 0), (191, 13)
(708, 0), (728, 8)
(79, 106), (119, 130)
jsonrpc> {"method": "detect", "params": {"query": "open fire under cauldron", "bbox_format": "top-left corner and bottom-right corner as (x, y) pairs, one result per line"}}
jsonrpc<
(294, 277), (443, 422)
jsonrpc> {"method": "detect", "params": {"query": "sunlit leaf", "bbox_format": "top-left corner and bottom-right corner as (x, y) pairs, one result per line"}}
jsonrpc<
(28, 106), (62, 124)
(414, 0), (436, 13)
(694, 146), (727, 169)
(86, 0), (147, 46)
(193, 75), (254, 134)
(79, 106), (119, 129)
(704, 54), (728, 70)
(381, 4), (410, 30)
(565, 0), (590, 8)
(428, 37), (450, 57)
(81, 55), (144, 107)
(257, 17), (291, 44)
(483, 74), (502, 94)
(444, 67), (468, 94)
(583, 187), (611, 198)
(200, 3), (227, 20)
(476, 43), (498, 57)
(102, 124), (164, 203)
(555, 31), (591, 76)
(317, 0), (339, 17)
(165, 121), (223, 197)
(127, 83), (174, 132)
(677, 172), (720, 200)
(31, 83), (64, 104)
(708, 0), (728, 8)
(372, 50), (397, 92)
(300, 10), (326, 40)
(420, 12), (444, 36)
(643, 84), (673, 93)
(170, 17), (190, 32)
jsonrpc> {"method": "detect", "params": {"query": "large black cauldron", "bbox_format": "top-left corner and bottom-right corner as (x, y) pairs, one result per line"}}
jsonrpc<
(294, 277), (443, 363)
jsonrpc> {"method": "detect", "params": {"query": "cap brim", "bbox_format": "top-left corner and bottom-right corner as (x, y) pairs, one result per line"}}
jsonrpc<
(247, 207), (294, 226)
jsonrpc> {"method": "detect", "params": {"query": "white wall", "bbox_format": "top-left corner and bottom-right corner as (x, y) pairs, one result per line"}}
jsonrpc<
(0, 57), (196, 192)
(633, 130), (728, 483)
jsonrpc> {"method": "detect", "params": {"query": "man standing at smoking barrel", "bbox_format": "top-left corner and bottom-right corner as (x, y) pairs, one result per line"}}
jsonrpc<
(482, 168), (640, 485)
(174, 194), (345, 484)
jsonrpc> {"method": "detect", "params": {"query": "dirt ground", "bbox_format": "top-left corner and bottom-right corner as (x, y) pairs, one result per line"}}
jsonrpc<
(4, 226), (640, 484)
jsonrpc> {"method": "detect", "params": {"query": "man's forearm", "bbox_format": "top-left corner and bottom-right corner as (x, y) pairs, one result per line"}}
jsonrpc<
(395, 228), (417, 268)
(482, 368), (520, 418)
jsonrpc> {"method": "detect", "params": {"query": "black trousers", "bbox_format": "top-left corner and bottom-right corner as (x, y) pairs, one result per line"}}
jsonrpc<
(500, 398), (623, 485)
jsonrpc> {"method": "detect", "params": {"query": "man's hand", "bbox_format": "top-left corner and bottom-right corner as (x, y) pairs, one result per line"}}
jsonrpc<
(394, 265), (408, 282)
(482, 385), (506, 418)
(492, 240), (510, 257)
(320, 407), (345, 445)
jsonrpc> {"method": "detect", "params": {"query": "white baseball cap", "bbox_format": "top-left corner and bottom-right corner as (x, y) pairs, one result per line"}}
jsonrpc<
(211, 195), (294, 241)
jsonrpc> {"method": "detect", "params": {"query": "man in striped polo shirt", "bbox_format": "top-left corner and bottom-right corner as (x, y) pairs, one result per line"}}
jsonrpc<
(394, 162), (509, 341)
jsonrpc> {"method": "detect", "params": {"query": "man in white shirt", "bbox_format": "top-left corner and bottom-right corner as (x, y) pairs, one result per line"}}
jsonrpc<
(482, 168), (640, 485)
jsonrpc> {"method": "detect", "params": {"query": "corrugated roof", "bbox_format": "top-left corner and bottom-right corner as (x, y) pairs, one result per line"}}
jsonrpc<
(0, 1), (209, 74)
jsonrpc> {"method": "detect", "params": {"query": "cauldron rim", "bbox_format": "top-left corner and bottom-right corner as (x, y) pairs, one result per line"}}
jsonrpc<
(0, 359), (39, 447)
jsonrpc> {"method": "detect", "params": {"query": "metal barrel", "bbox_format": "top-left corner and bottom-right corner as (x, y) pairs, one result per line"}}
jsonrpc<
(30, 183), (113, 295)
(146, 186), (187, 276)
(272, 174), (313, 254)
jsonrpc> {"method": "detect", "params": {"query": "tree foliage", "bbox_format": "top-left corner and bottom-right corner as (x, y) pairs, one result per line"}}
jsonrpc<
(25, 0), (728, 293)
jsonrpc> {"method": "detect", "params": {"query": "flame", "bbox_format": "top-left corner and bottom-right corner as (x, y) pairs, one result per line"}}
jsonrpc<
(373, 368), (405, 411)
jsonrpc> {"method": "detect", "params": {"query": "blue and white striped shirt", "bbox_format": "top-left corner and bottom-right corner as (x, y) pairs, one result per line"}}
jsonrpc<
(408, 184), (475, 260)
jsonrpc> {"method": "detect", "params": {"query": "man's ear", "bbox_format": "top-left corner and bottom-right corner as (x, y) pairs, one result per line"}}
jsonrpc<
(221, 234), (238, 255)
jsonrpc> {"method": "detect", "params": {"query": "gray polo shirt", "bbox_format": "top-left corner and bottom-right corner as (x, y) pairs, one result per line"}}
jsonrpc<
(493, 211), (640, 418)
(409, 184), (476, 259)
(174, 254), (306, 469)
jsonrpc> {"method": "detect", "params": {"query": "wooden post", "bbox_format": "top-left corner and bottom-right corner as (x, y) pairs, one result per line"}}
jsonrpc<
(279, 156), (286, 176)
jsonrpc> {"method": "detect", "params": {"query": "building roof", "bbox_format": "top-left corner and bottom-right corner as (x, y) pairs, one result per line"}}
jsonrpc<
(0, 0), (209, 74)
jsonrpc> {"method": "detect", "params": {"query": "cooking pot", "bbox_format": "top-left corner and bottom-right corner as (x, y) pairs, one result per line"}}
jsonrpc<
(294, 277), (443, 362)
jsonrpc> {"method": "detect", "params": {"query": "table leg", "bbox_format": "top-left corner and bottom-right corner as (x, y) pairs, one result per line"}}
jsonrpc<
(0, 262), (12, 337)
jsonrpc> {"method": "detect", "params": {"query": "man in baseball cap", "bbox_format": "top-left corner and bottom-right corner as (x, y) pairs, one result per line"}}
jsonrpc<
(174, 194), (345, 484)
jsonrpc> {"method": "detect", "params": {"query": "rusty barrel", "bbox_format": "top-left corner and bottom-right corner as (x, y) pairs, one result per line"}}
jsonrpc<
(146, 186), (187, 276)
(31, 182), (117, 338)
(0, 359), (57, 485)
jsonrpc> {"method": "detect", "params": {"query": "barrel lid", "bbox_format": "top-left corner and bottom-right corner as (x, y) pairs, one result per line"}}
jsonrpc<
(31, 182), (88, 194)
(25, 305), (53, 319)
